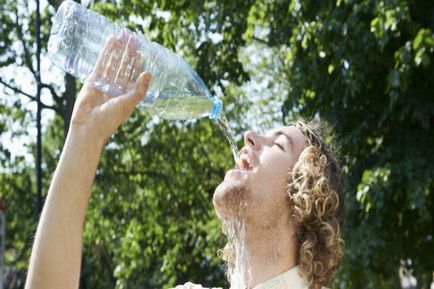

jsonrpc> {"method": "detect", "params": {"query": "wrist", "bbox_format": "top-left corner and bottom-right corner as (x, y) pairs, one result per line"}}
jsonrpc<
(67, 124), (107, 152)
(55, 125), (105, 200)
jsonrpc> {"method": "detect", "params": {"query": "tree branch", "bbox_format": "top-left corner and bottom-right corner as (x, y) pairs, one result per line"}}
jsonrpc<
(0, 77), (61, 114)
(217, 79), (227, 96)
(252, 36), (269, 45)
(41, 83), (61, 102)
(0, 77), (33, 98)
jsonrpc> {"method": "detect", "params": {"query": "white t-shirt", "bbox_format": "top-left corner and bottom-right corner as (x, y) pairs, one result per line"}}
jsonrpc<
(173, 265), (309, 289)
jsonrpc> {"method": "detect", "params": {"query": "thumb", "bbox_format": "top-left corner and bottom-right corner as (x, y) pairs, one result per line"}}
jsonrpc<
(112, 72), (152, 120)
(123, 71), (152, 107)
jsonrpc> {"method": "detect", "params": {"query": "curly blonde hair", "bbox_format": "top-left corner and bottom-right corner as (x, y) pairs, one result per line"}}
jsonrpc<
(288, 120), (345, 289)
(218, 120), (345, 289)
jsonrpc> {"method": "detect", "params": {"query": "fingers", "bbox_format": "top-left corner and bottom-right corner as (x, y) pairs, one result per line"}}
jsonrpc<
(103, 40), (123, 85)
(127, 49), (144, 91)
(89, 31), (144, 97)
(114, 34), (140, 89)
(90, 36), (119, 82)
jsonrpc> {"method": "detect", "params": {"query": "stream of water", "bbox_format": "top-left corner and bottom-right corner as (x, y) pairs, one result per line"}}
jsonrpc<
(216, 114), (240, 162)
(216, 115), (253, 289)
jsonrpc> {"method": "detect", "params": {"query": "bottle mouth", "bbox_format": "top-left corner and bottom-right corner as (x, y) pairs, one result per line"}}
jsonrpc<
(209, 96), (223, 120)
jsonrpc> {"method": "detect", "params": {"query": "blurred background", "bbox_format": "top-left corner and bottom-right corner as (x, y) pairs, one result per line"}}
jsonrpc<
(0, 0), (433, 288)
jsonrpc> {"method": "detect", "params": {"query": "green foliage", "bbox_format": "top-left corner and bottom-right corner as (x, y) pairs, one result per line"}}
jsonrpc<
(1, 0), (433, 288)
(0, 95), (36, 288)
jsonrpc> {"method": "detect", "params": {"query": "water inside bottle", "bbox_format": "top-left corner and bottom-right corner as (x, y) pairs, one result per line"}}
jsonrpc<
(146, 90), (215, 120)
(217, 114), (240, 162)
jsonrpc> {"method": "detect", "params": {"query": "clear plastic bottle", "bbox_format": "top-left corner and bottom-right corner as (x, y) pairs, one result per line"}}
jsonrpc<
(47, 0), (222, 120)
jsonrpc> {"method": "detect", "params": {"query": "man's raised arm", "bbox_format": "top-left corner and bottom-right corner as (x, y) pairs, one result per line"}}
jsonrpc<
(25, 37), (151, 289)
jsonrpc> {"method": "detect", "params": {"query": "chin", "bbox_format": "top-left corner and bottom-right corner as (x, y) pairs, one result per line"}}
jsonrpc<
(213, 178), (250, 220)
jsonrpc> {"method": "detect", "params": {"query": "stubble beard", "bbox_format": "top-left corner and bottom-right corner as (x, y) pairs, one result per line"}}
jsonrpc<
(214, 182), (289, 289)
(213, 180), (253, 288)
(213, 179), (251, 222)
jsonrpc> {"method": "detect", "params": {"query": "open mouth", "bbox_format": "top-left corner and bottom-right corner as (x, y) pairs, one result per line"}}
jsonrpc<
(235, 153), (253, 170)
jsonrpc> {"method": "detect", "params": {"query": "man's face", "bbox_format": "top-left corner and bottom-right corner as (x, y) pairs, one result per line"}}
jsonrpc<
(213, 125), (306, 227)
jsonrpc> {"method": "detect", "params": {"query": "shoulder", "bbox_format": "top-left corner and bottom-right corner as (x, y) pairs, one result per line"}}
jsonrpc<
(172, 282), (222, 289)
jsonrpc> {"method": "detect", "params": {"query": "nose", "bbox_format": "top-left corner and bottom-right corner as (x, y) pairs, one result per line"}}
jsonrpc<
(244, 130), (261, 151)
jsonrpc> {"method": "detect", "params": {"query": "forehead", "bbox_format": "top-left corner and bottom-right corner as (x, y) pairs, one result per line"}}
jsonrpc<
(265, 125), (306, 151)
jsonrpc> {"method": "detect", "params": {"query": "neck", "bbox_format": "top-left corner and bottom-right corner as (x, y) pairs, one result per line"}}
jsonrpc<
(226, 217), (298, 289)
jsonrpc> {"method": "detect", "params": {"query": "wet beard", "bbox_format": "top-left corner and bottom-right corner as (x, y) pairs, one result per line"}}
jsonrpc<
(213, 181), (253, 288)
(213, 182), (286, 289)
(213, 179), (251, 221)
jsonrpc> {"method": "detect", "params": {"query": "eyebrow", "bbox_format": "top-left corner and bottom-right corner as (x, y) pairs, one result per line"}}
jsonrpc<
(273, 130), (294, 152)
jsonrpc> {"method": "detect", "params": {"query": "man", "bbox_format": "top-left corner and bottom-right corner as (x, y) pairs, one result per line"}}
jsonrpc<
(25, 38), (344, 289)
(211, 122), (345, 289)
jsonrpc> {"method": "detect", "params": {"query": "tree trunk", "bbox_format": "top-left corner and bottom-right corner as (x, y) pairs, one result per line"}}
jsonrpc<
(63, 73), (76, 140)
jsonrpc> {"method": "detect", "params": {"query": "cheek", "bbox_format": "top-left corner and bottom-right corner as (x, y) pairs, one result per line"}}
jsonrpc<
(261, 154), (292, 183)
(252, 155), (292, 198)
(248, 168), (291, 221)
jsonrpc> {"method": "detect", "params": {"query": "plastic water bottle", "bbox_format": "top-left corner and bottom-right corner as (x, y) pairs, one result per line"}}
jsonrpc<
(47, 0), (222, 120)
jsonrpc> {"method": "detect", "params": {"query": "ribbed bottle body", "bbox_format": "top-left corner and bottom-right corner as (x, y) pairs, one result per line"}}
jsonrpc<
(48, 0), (222, 120)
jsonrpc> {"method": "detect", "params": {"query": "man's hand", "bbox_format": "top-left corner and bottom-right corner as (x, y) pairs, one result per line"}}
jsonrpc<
(71, 35), (151, 143)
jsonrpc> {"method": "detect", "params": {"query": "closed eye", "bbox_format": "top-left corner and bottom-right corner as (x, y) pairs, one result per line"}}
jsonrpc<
(273, 143), (284, 150)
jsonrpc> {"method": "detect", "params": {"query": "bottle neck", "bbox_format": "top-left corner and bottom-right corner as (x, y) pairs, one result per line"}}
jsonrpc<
(209, 96), (223, 120)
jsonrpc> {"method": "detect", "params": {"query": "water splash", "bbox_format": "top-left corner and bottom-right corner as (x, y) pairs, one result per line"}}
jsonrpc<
(216, 114), (252, 288)
(217, 114), (240, 162)
(224, 219), (252, 289)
